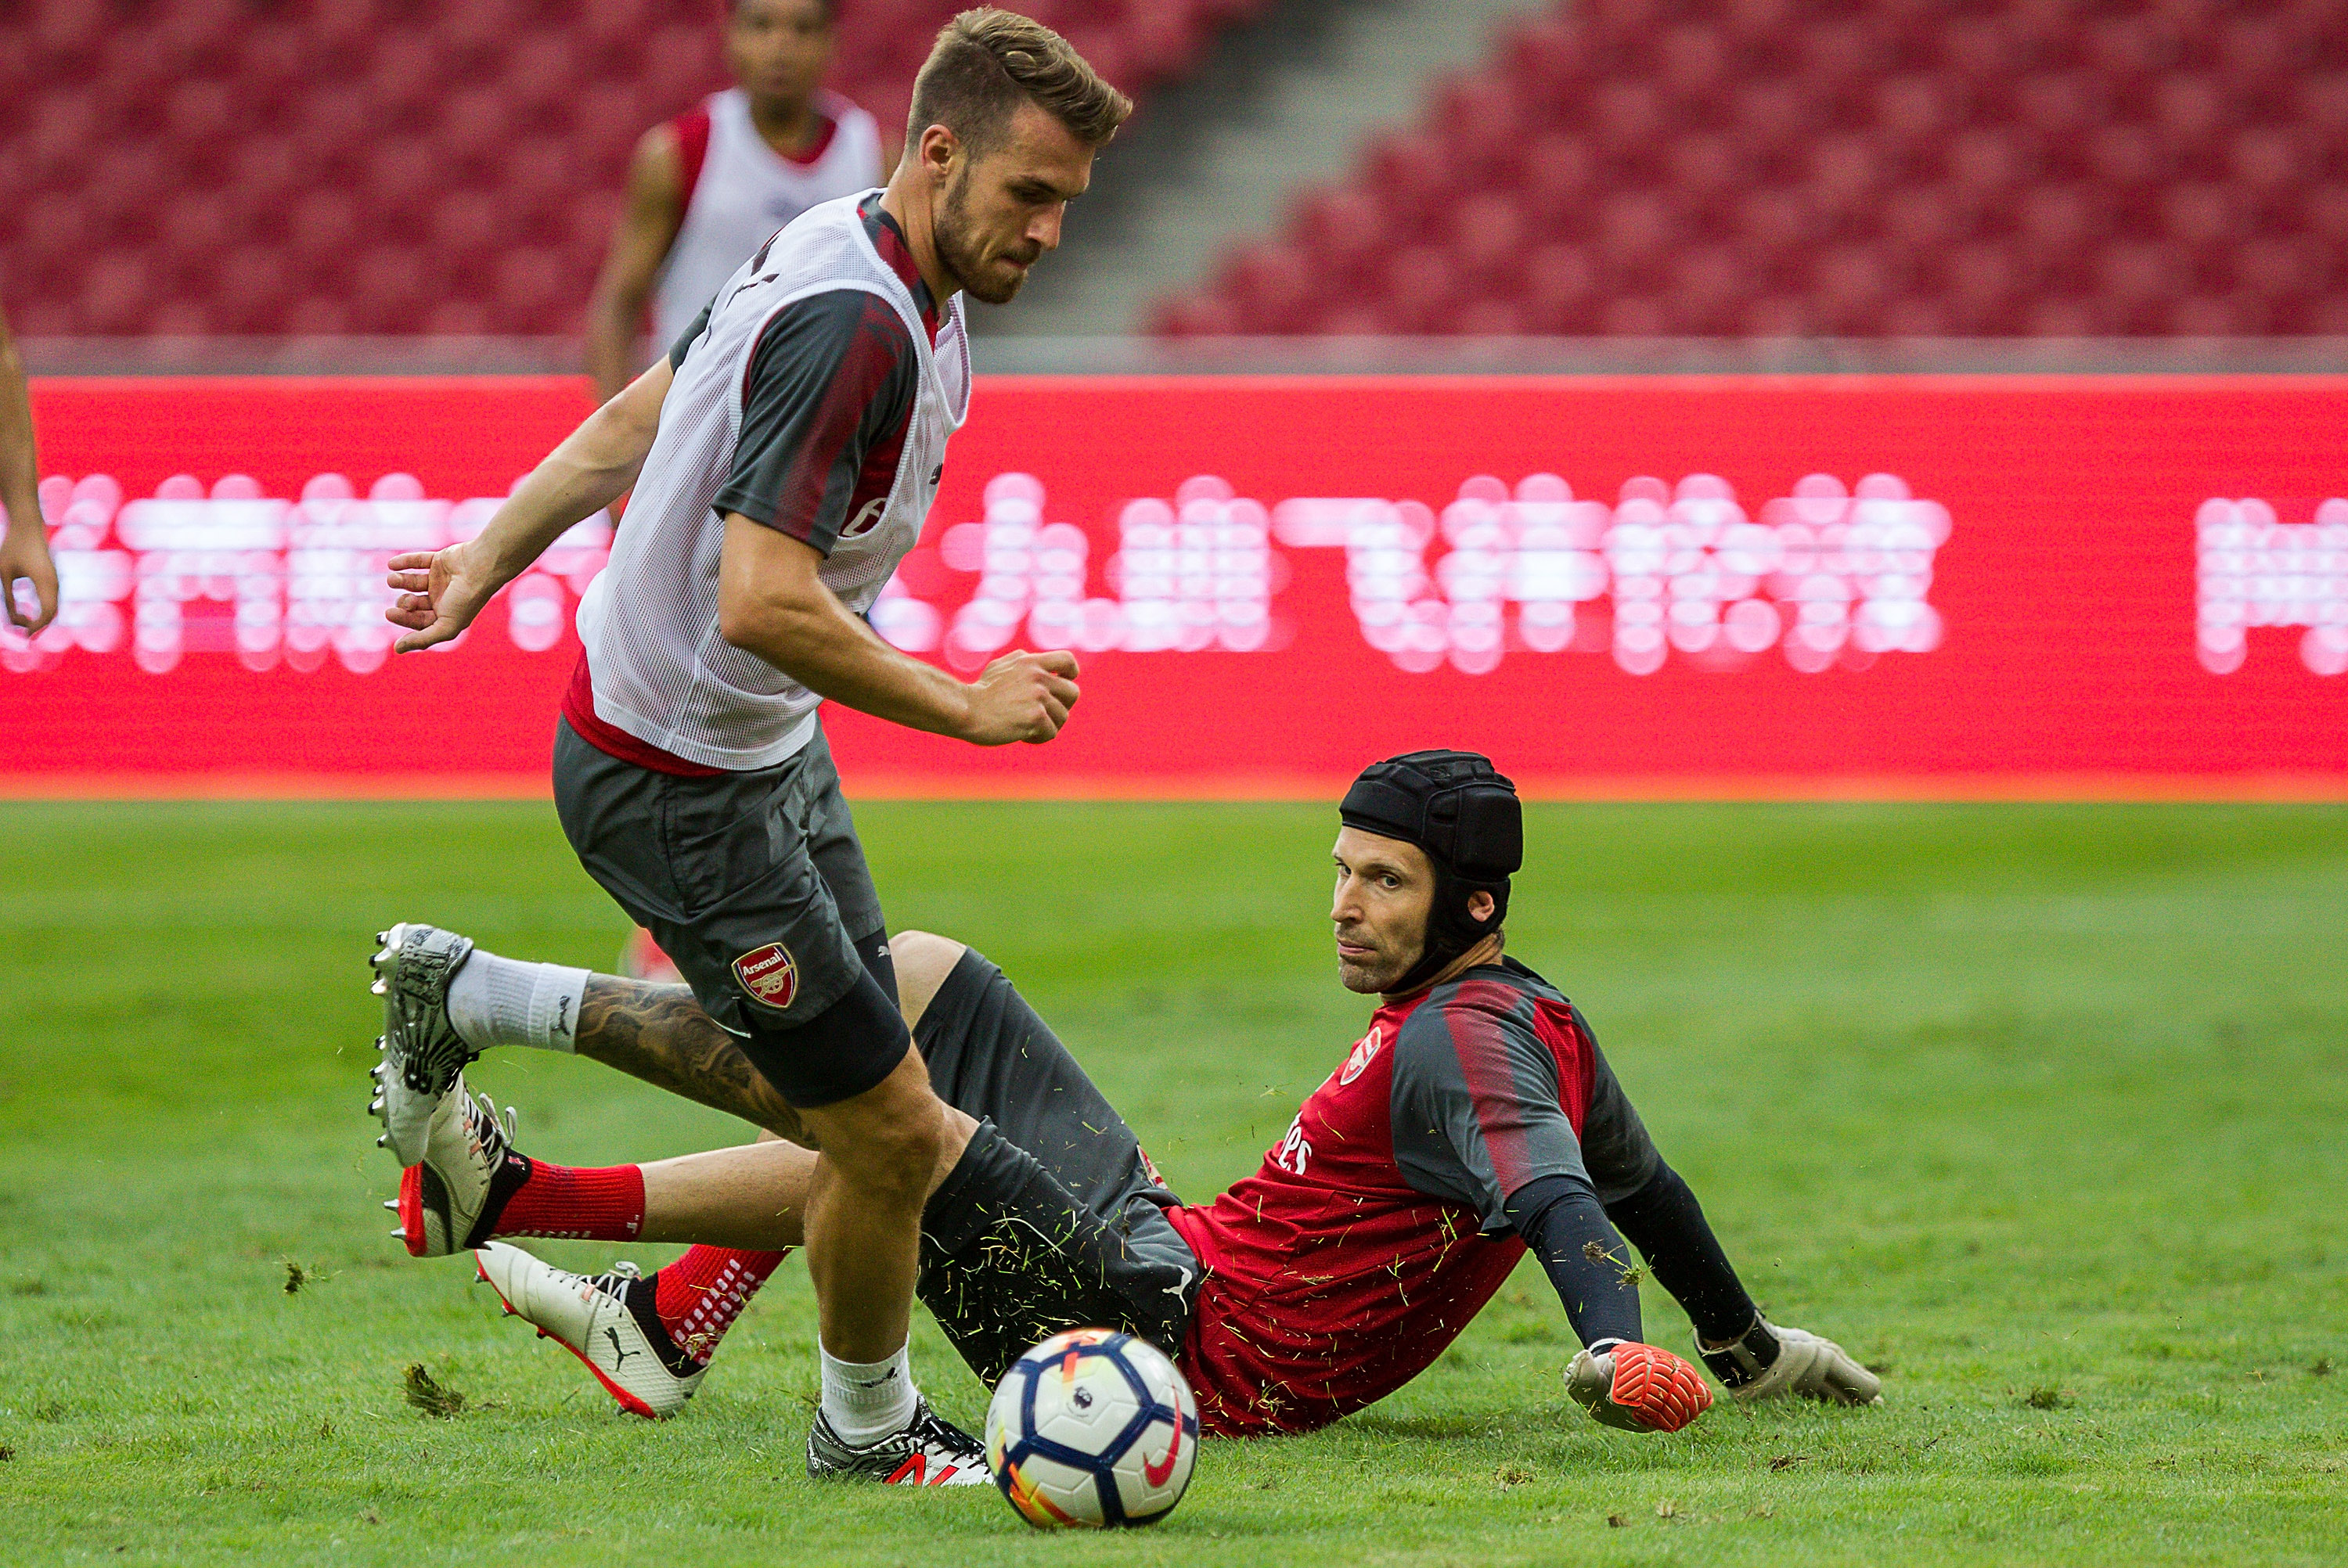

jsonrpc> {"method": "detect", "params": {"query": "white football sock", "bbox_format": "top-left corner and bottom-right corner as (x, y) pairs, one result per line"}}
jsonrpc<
(820, 1342), (918, 1446)
(445, 952), (589, 1054)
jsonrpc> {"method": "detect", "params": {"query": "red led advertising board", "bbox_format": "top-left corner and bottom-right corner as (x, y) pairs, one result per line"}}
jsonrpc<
(5, 375), (2344, 797)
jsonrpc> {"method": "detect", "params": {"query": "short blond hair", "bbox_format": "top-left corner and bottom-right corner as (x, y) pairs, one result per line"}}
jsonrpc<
(907, 8), (1133, 153)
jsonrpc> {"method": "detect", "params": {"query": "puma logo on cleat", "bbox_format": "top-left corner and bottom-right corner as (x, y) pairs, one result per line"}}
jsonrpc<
(605, 1328), (639, 1368)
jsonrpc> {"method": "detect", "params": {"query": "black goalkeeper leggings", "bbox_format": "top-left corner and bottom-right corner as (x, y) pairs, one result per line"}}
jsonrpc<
(1604, 1163), (1760, 1345)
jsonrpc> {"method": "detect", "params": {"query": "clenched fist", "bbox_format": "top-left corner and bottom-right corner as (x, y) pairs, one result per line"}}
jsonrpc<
(956, 649), (1081, 746)
(1565, 1341), (1714, 1433)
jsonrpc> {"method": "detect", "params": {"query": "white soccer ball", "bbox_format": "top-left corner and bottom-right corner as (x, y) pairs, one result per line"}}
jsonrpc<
(985, 1327), (1201, 1528)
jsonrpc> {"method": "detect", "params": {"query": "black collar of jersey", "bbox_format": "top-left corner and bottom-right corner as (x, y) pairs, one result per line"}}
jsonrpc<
(859, 192), (939, 340)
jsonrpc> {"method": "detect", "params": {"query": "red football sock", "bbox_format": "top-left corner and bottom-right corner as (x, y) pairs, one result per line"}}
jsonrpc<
(654, 1246), (787, 1365)
(491, 1159), (646, 1243)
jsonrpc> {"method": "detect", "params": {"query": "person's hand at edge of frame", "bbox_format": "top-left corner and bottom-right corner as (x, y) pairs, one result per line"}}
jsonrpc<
(1, 511), (59, 637)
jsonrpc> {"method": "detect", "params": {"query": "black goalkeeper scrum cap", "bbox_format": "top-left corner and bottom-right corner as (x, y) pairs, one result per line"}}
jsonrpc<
(1338, 750), (1523, 882)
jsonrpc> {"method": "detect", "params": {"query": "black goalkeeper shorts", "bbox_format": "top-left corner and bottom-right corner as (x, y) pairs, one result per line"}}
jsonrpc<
(913, 947), (1202, 1384)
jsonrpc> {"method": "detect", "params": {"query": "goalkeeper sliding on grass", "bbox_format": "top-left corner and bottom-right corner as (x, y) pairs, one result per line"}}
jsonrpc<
(371, 751), (1880, 1447)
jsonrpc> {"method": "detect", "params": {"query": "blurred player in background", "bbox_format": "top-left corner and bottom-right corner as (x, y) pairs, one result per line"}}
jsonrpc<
(373, 10), (1129, 1487)
(383, 751), (1882, 1448)
(586, 0), (891, 404)
(586, 0), (891, 987)
(0, 307), (58, 639)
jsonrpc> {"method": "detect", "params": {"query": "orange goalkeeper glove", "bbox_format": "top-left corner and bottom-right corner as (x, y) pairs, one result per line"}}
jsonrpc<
(1565, 1341), (1714, 1433)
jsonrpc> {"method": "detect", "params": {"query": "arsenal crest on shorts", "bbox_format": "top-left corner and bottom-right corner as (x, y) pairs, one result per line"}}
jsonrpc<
(732, 942), (798, 1009)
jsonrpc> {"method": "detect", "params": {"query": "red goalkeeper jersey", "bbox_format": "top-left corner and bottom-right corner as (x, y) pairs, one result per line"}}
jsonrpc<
(1167, 958), (1633, 1436)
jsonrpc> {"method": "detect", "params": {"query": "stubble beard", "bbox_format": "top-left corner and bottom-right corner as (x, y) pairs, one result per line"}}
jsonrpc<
(935, 174), (1032, 306)
(1336, 931), (1418, 995)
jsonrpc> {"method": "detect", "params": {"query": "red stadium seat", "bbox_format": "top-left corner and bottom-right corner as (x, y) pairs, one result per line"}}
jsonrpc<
(1439, 70), (1529, 189)
(495, 246), (579, 334)
(1665, 244), (1749, 335)
(1517, 131), (1598, 236)
(1590, 81), (1668, 163)
(157, 196), (239, 290)
(234, 24), (312, 117)
(1378, 246), (1463, 335)
(4, 0), (2342, 340)
(1451, 192), (1527, 293)
(430, 192), (508, 288)
(32, 0), (110, 70)
(213, 246), (295, 335)
(286, 295), (355, 336)
(504, 36), (581, 129)
(1151, 293), (1242, 337)
(1505, 16), (1589, 113)
(1291, 186), (1385, 281)
(351, 246), (432, 334)
(1522, 242), (1598, 333)
(1658, 22), (1731, 108)
(1367, 130), (1450, 229)
(289, 190), (363, 281)
(1881, 294), (1950, 337)
(2307, 182), (2348, 246)
(80, 254), (160, 336)
(1872, 74), (1958, 150)
(1222, 243), (1313, 335)
(1730, 78), (1815, 160)
(0, 0), (1265, 336)
(2153, 74), (2232, 160)
(1882, 185), (1961, 253)
(25, 93), (102, 192)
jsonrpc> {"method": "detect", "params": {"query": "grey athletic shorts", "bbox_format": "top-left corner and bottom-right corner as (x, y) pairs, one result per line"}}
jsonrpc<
(552, 718), (901, 1105)
(913, 948), (1202, 1383)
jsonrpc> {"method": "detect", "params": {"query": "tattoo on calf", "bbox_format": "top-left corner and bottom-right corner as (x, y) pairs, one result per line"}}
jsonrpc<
(577, 977), (817, 1148)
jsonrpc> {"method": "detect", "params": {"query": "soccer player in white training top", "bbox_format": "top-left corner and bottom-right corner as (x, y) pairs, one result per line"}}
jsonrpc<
(373, 9), (1130, 1485)
(585, 0), (891, 405)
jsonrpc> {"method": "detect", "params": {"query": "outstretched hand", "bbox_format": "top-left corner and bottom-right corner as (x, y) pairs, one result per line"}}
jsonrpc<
(1710, 1321), (1882, 1406)
(958, 649), (1081, 746)
(384, 541), (495, 653)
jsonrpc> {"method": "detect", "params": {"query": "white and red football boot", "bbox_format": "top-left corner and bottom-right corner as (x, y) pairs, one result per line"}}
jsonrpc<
(384, 1076), (531, 1257)
(474, 1242), (704, 1420)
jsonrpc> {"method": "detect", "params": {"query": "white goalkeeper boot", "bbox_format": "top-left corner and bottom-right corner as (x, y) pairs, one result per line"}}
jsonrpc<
(384, 1077), (531, 1257)
(474, 1242), (704, 1420)
(369, 923), (479, 1165)
(1698, 1316), (1883, 1406)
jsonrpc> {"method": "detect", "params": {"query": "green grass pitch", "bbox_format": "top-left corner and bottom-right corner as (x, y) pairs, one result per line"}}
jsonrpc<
(0, 798), (2343, 1566)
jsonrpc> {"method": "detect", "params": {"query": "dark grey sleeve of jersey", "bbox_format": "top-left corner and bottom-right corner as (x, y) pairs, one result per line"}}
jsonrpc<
(666, 297), (715, 369)
(709, 287), (920, 556)
(1579, 1033), (1665, 1204)
(1389, 991), (1647, 1347)
(1388, 992), (1593, 1232)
